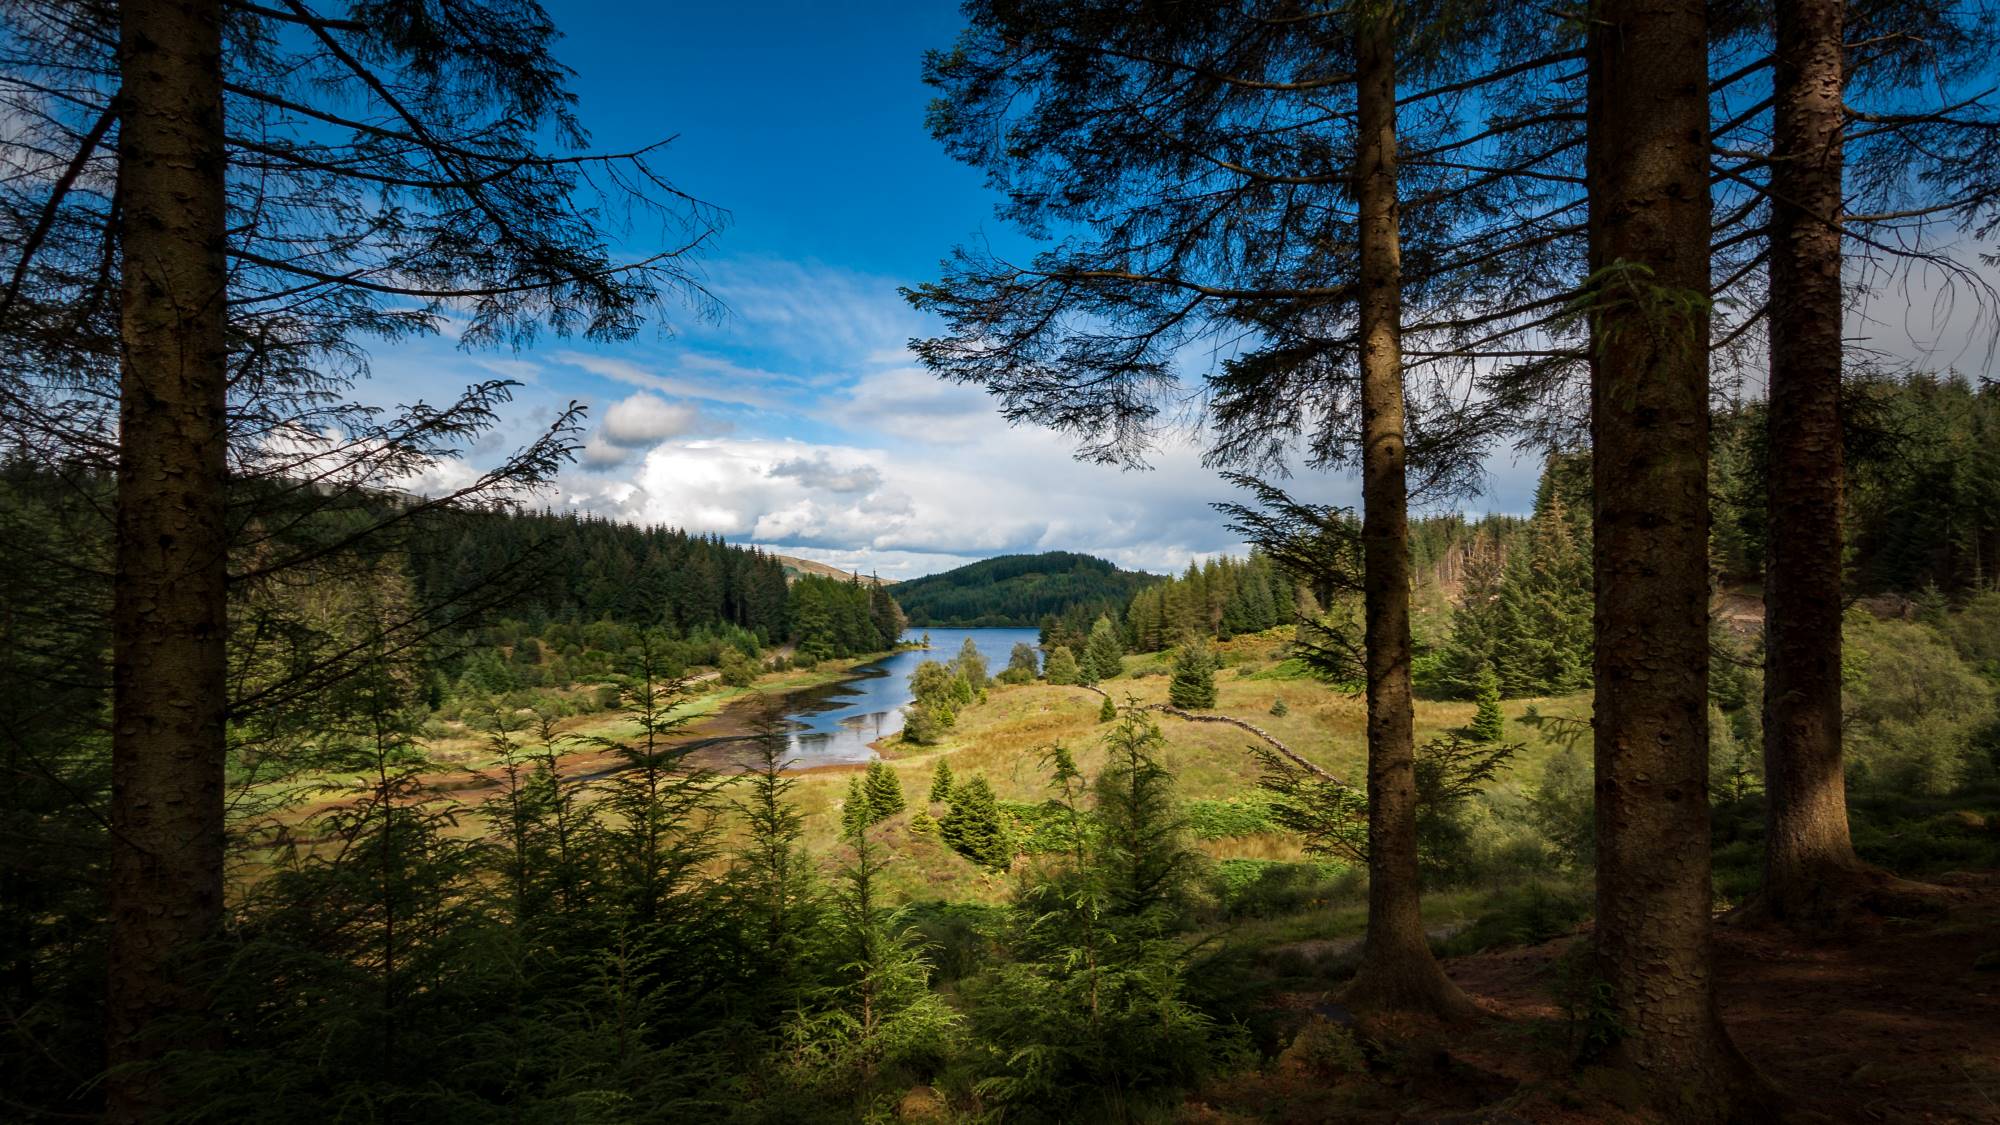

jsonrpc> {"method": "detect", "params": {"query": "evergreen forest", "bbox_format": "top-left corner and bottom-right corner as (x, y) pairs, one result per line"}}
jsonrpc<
(889, 551), (1161, 627)
(5, 1), (2000, 1123)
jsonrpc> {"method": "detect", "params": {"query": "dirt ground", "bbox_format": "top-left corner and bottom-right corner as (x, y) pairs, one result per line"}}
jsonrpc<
(1192, 874), (2000, 1124)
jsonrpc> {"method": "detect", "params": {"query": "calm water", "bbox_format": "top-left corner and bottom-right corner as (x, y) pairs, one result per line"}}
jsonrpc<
(719, 627), (1040, 769)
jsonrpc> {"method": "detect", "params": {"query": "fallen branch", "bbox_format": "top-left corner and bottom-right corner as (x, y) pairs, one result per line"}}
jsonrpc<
(1140, 702), (1349, 787)
(1070, 684), (1348, 787)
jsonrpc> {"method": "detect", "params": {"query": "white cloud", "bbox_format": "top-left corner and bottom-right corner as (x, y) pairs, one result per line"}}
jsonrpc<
(827, 365), (1002, 445)
(534, 259), (1396, 577)
(601, 393), (708, 446)
(554, 416), (1367, 578)
(579, 431), (634, 468)
(767, 452), (885, 494)
(354, 255), (1551, 579)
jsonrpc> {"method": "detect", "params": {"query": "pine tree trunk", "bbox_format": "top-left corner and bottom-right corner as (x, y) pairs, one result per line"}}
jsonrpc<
(1344, 4), (1471, 1021)
(106, 0), (230, 1118)
(1761, 0), (1893, 926)
(1584, 0), (1764, 1116)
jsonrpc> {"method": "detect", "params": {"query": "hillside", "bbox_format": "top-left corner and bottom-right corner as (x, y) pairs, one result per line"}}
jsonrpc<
(771, 552), (893, 585)
(892, 550), (1161, 626)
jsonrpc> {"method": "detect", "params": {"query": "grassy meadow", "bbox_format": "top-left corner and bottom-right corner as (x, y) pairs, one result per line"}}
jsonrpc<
(770, 629), (1596, 940)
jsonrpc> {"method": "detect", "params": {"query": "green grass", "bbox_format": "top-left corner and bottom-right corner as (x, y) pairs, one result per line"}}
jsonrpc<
(254, 627), (1605, 922)
(1187, 796), (1279, 839)
(784, 630), (1597, 905)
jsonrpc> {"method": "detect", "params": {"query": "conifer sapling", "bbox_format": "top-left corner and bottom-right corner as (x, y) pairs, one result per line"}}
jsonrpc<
(1469, 665), (1505, 742)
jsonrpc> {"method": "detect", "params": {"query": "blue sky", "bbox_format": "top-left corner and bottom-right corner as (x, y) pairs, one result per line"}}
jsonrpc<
(369, 0), (1550, 579)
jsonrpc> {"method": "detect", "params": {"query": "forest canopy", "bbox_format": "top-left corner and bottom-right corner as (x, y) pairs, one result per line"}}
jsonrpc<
(890, 550), (1160, 626)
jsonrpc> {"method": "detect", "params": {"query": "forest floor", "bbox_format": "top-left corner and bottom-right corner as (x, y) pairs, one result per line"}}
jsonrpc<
(1189, 874), (2000, 1124)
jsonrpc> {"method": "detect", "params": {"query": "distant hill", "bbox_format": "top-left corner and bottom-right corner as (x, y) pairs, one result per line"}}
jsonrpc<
(771, 553), (893, 586)
(893, 551), (1161, 627)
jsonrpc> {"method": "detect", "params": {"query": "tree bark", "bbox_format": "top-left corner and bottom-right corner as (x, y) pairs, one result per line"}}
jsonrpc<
(1760, 0), (1905, 927)
(1585, 0), (1764, 1116)
(1344, 3), (1472, 1021)
(107, 0), (230, 1118)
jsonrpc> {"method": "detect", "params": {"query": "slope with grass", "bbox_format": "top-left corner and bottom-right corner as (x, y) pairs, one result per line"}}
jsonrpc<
(770, 552), (892, 584)
(772, 629), (1589, 906)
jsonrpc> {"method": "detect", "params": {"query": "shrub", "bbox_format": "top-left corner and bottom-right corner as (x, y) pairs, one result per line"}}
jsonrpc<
(1412, 734), (1517, 882)
(1277, 1018), (1365, 1080)
(718, 647), (758, 687)
(1436, 880), (1592, 956)
(963, 714), (1243, 1119)
(1043, 646), (1082, 686)
(1467, 665), (1505, 741)
(862, 760), (906, 821)
(902, 704), (946, 746)
(998, 799), (1087, 856)
(1168, 640), (1218, 709)
(1527, 747), (1595, 868)
(1206, 859), (1351, 919)
(1710, 702), (1762, 802)
(1844, 609), (1996, 795)
(901, 901), (1006, 984)
(940, 775), (1011, 870)
(1184, 797), (1276, 840)
(1941, 590), (2000, 681)
(1848, 784), (2000, 876)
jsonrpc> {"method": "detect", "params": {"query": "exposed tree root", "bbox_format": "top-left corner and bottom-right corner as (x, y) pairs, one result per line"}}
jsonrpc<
(1728, 862), (1962, 936)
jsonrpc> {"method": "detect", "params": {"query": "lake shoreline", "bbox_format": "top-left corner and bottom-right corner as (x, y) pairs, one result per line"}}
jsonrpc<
(686, 626), (1043, 772)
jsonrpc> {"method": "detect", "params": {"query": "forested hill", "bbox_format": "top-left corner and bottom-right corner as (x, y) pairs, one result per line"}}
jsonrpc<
(408, 508), (795, 637)
(893, 551), (1161, 626)
(403, 507), (905, 661)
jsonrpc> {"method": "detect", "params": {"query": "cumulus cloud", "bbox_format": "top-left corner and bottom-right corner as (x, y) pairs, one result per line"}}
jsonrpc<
(530, 259), (1398, 576)
(358, 255), (1542, 579)
(767, 452), (884, 494)
(574, 392), (731, 469)
(602, 394), (707, 446)
(579, 431), (633, 468)
(827, 366), (1000, 445)
(554, 421), (1347, 578)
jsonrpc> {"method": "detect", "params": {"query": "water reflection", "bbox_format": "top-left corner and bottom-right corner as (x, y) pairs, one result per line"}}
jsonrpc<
(723, 626), (1041, 768)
